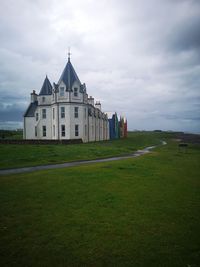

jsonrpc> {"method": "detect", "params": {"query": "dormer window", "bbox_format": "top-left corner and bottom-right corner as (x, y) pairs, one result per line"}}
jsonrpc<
(74, 87), (78, 97)
(60, 87), (64, 97)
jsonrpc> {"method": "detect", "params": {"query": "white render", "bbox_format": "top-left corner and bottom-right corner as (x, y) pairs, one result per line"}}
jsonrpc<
(24, 57), (110, 142)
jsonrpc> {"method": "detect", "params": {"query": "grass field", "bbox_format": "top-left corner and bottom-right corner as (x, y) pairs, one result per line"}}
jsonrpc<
(0, 130), (23, 140)
(0, 131), (172, 170)
(0, 133), (200, 266)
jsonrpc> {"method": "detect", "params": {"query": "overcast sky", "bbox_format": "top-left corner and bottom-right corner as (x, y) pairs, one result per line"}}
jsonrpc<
(0, 0), (200, 133)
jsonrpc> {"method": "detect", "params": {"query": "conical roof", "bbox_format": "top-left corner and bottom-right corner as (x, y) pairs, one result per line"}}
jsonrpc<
(39, 76), (52, 95)
(58, 58), (81, 90)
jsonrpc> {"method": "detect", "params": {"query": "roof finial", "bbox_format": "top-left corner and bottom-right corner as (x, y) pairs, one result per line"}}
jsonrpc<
(68, 47), (71, 62)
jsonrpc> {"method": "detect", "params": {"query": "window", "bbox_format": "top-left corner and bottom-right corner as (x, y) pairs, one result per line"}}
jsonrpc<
(74, 87), (78, 97)
(53, 125), (55, 137)
(36, 113), (39, 121)
(75, 124), (79, 136)
(42, 109), (46, 119)
(84, 108), (86, 119)
(88, 108), (92, 116)
(60, 87), (64, 97)
(61, 107), (65, 118)
(42, 126), (46, 137)
(42, 96), (45, 103)
(74, 107), (78, 118)
(35, 126), (37, 137)
(61, 125), (65, 137)
(85, 125), (87, 136)
(53, 108), (55, 119)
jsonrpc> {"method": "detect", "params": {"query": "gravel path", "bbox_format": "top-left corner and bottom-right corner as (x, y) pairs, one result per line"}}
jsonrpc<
(0, 141), (167, 175)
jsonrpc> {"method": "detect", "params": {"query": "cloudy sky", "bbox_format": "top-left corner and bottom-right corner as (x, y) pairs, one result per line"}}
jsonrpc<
(0, 0), (200, 133)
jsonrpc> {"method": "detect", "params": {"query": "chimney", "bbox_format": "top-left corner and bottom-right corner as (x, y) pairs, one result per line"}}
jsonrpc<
(95, 101), (101, 111)
(88, 96), (94, 106)
(31, 90), (37, 103)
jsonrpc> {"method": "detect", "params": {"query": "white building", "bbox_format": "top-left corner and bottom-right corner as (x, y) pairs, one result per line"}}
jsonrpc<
(24, 55), (110, 142)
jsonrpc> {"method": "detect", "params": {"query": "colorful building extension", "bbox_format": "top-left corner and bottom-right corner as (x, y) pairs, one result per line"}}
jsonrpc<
(124, 118), (128, 138)
(106, 112), (127, 140)
(119, 116), (128, 138)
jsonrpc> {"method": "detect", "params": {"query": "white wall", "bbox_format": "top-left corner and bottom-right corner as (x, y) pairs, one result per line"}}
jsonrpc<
(34, 106), (52, 139)
(24, 80), (110, 142)
(24, 117), (35, 139)
(38, 95), (52, 106)
(69, 104), (85, 141)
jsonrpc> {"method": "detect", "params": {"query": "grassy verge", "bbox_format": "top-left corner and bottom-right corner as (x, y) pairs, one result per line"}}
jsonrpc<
(0, 139), (200, 266)
(0, 131), (172, 169)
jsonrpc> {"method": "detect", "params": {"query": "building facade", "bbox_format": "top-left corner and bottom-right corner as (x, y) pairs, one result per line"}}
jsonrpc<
(107, 112), (127, 140)
(24, 56), (110, 142)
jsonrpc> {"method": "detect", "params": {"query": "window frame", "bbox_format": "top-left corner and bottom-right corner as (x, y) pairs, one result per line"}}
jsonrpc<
(53, 108), (55, 120)
(42, 125), (46, 137)
(36, 112), (39, 121)
(42, 109), (46, 119)
(74, 87), (78, 97)
(61, 124), (65, 137)
(61, 106), (65, 118)
(74, 107), (79, 118)
(75, 124), (79, 137)
(60, 87), (65, 97)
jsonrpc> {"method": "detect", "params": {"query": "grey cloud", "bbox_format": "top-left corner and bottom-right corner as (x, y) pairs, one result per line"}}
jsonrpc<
(0, 102), (25, 122)
(166, 16), (200, 54)
(0, 0), (199, 133)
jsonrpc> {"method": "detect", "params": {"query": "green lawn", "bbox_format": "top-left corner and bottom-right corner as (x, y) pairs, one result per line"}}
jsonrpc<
(0, 131), (172, 169)
(0, 137), (200, 266)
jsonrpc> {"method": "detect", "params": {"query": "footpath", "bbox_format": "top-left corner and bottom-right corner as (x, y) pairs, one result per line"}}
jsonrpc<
(0, 141), (167, 176)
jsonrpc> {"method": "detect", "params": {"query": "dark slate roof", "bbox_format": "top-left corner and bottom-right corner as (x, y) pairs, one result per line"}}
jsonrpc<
(39, 76), (52, 95)
(24, 101), (38, 117)
(58, 59), (81, 90)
